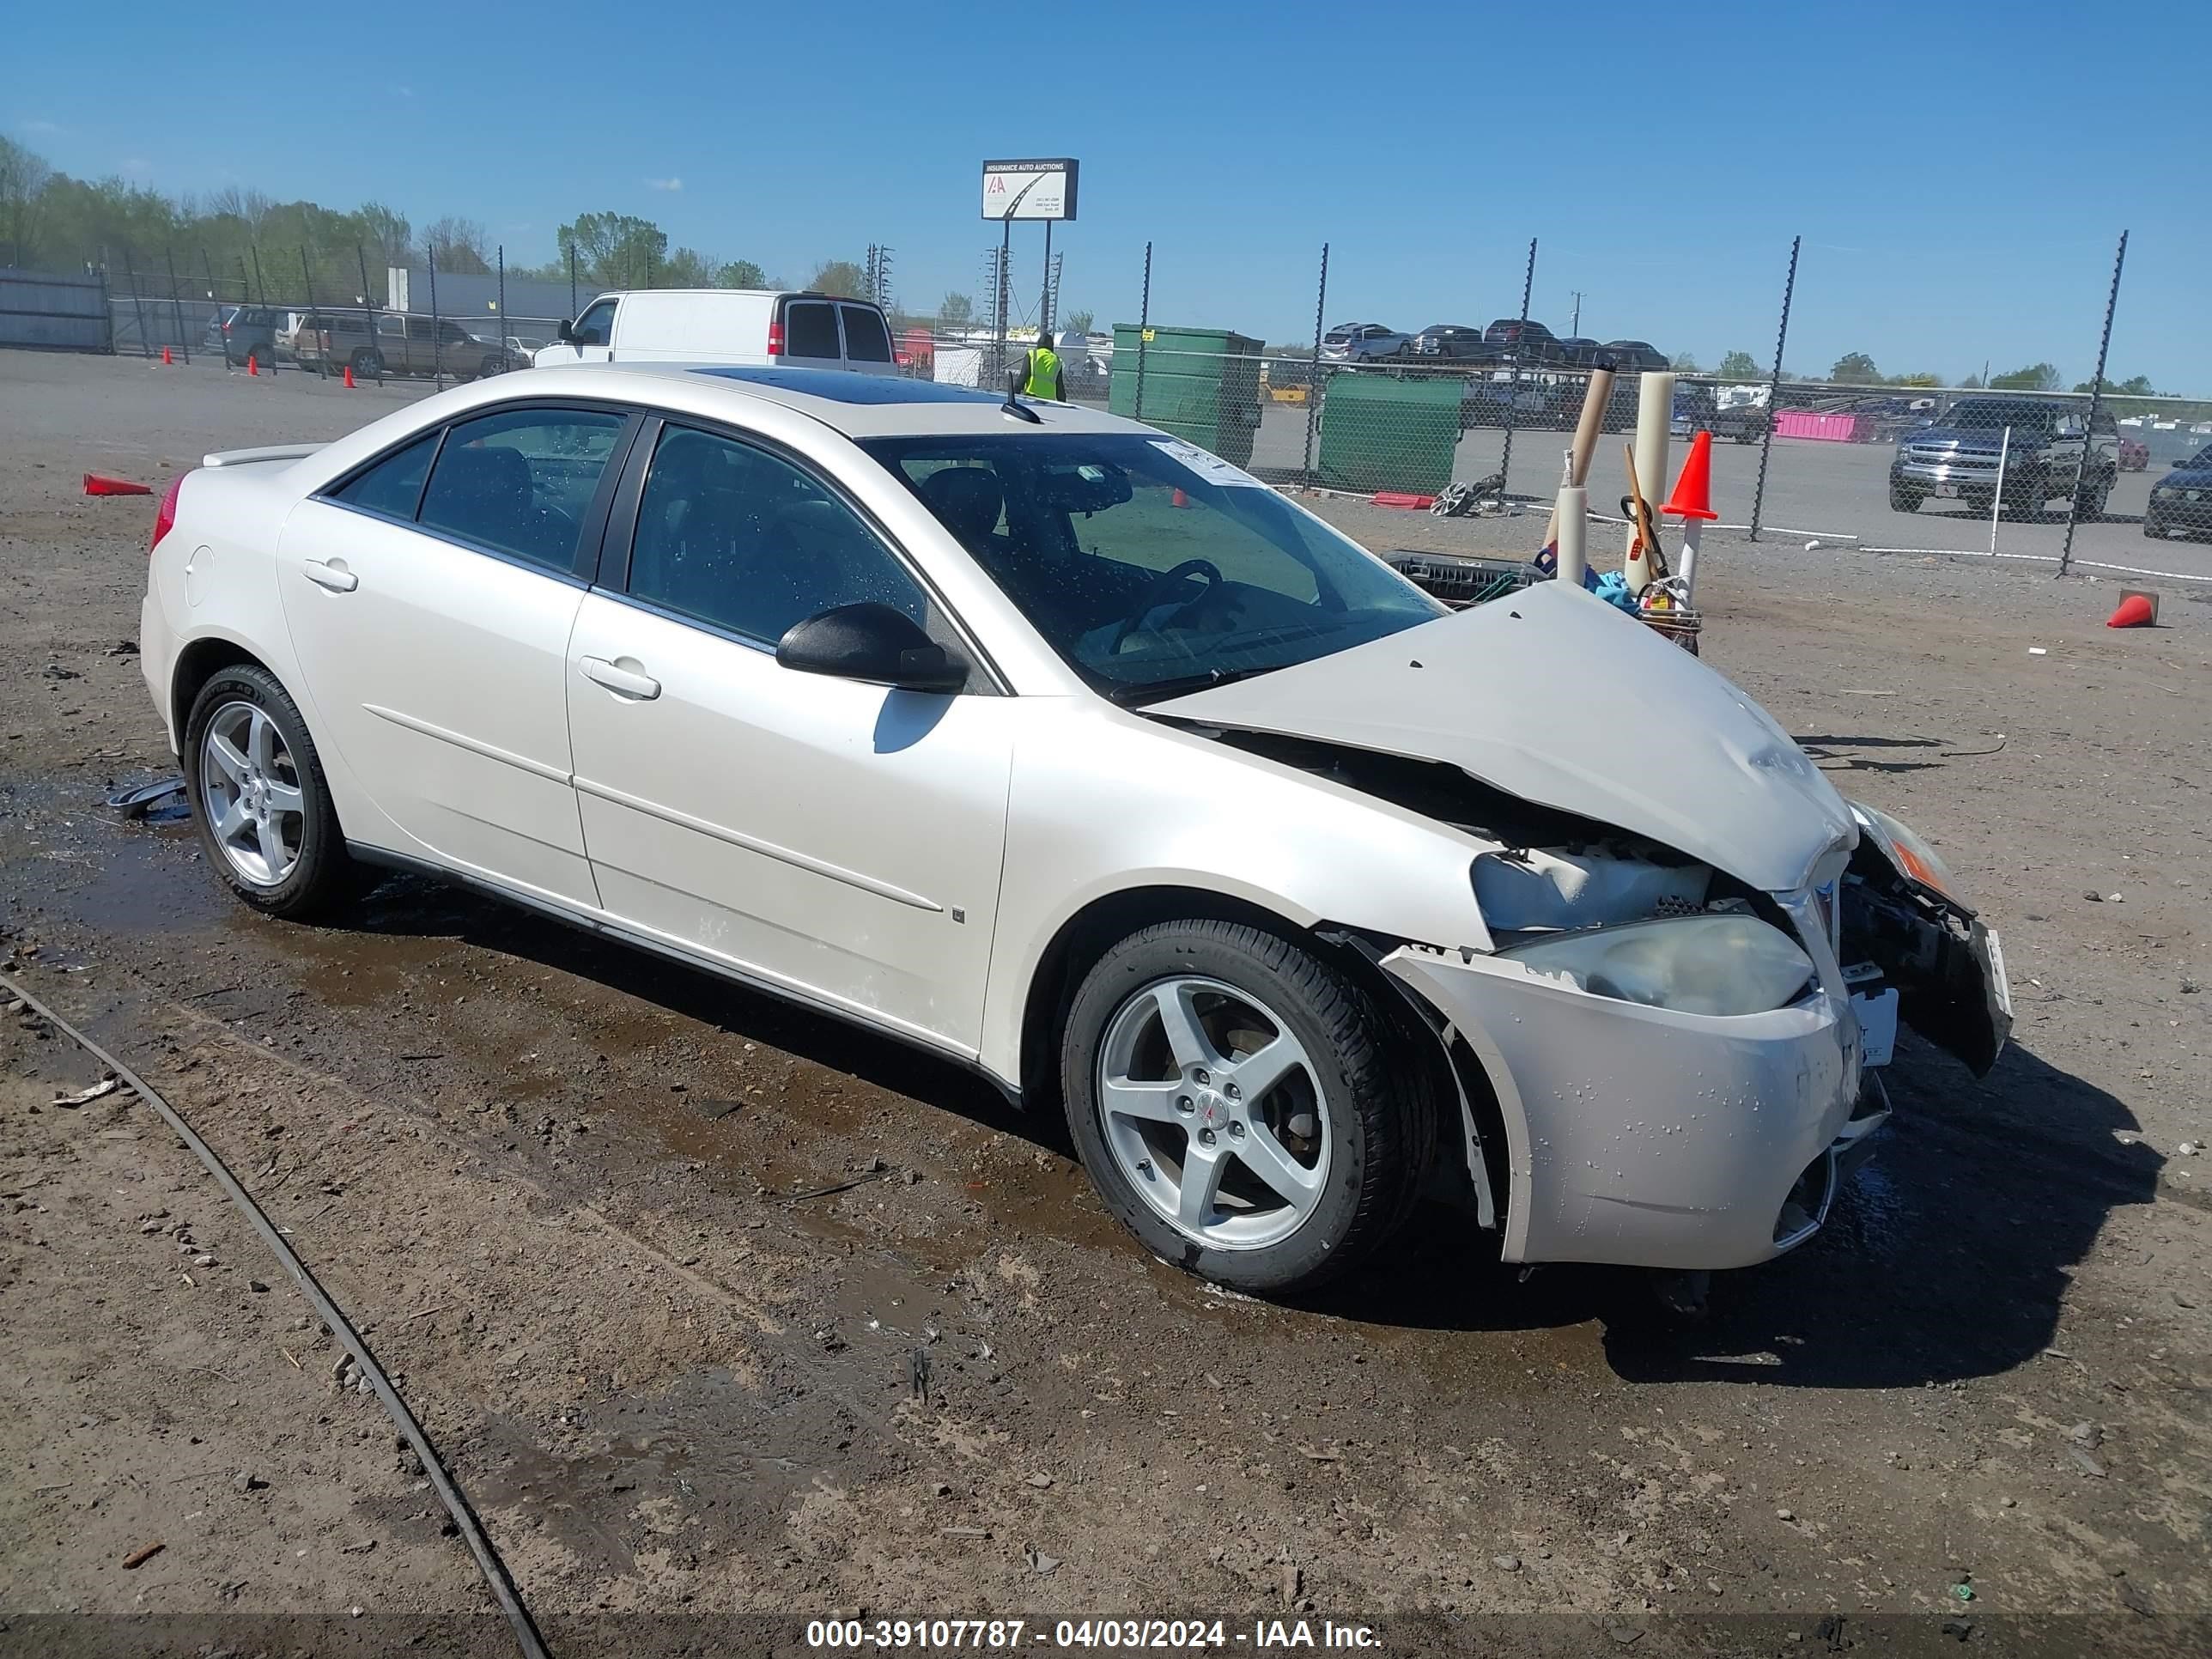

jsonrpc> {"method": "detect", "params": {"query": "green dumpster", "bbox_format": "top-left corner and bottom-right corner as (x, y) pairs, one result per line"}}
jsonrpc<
(1316, 372), (1462, 495)
(1109, 325), (1263, 466)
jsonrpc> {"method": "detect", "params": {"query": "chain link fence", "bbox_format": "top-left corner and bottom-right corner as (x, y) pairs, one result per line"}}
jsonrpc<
(32, 226), (2208, 579)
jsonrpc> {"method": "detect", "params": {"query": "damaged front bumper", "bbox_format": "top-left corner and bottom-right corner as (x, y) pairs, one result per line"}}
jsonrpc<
(1383, 939), (1873, 1273)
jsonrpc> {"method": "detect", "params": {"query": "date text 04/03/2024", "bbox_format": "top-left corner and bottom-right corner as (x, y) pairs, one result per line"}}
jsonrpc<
(804, 1619), (1382, 1650)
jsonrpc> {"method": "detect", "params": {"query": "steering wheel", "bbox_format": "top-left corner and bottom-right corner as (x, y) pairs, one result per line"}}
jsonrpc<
(1110, 559), (1223, 654)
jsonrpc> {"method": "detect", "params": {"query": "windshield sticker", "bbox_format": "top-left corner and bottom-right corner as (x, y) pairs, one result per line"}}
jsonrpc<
(1150, 438), (1266, 489)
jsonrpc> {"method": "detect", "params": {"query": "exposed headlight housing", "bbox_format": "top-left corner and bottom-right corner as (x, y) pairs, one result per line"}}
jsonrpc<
(1498, 914), (1816, 1018)
(1850, 803), (1961, 903)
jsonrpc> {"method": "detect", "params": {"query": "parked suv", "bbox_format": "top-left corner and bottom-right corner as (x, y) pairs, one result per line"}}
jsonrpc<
(202, 304), (289, 366)
(2144, 444), (2212, 541)
(1411, 324), (1492, 361)
(294, 311), (507, 380)
(1890, 397), (2118, 518)
(1319, 323), (1413, 363)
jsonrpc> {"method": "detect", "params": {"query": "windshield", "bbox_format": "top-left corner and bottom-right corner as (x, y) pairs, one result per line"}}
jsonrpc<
(2185, 444), (2212, 471)
(1942, 399), (2051, 432)
(862, 431), (1443, 702)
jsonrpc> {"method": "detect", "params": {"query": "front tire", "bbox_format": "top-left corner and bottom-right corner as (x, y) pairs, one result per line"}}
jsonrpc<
(1888, 478), (1924, 513)
(1060, 920), (1435, 1296)
(183, 665), (360, 921)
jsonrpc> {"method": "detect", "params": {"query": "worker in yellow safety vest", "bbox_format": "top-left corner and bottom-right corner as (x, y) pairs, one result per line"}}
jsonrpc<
(1022, 333), (1066, 401)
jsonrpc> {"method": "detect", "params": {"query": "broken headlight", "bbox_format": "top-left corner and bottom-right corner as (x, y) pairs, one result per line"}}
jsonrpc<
(1850, 803), (1963, 906)
(1499, 915), (1816, 1018)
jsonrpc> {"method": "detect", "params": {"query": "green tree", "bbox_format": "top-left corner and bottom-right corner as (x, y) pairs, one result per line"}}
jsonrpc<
(1830, 351), (1882, 385)
(357, 201), (411, 270)
(1990, 362), (2061, 392)
(718, 258), (768, 289)
(558, 211), (668, 289)
(1717, 349), (1762, 381)
(808, 259), (865, 298)
(939, 290), (974, 325)
(1063, 307), (1095, 337)
(1958, 374), (1984, 389)
(0, 136), (53, 266)
(419, 216), (489, 276)
(659, 246), (716, 287)
(1670, 351), (1700, 373)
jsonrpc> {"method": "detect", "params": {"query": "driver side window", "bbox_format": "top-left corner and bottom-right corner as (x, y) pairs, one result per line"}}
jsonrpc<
(625, 424), (928, 647)
(572, 298), (617, 347)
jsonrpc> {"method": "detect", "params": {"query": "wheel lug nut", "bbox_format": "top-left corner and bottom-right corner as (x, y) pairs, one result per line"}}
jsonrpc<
(1228, 1121), (1245, 1139)
(1193, 1068), (1210, 1085)
(1176, 1096), (1194, 1114)
(1197, 1127), (1216, 1147)
(1224, 1083), (1240, 1100)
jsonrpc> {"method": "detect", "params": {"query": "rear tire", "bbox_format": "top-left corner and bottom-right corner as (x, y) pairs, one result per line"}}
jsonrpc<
(1060, 920), (1435, 1296)
(182, 665), (362, 921)
(2078, 471), (2113, 520)
(351, 348), (384, 380)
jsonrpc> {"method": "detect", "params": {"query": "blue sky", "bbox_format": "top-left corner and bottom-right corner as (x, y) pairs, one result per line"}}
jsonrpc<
(10, 0), (2209, 391)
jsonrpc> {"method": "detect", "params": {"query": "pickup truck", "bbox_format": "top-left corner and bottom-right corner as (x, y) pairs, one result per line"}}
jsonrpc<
(1889, 396), (2118, 518)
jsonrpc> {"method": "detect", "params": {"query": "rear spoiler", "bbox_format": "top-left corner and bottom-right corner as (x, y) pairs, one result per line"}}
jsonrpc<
(202, 442), (326, 470)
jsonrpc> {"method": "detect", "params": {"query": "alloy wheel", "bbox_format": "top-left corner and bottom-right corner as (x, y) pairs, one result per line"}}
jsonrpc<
(199, 700), (306, 887)
(1096, 975), (1331, 1251)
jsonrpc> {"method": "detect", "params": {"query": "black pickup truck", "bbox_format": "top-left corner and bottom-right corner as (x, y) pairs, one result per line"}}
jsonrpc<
(1889, 396), (2119, 518)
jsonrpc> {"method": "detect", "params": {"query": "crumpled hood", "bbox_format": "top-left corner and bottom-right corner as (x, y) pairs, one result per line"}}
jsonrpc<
(1152, 581), (1856, 893)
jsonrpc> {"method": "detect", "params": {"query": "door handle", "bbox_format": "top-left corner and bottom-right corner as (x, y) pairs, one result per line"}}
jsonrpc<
(302, 558), (357, 592)
(580, 655), (660, 700)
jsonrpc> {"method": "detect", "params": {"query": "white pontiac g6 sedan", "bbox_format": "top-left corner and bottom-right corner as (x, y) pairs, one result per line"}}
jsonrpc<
(139, 365), (2010, 1294)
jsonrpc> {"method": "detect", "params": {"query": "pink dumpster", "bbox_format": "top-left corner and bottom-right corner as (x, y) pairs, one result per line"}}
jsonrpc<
(1774, 410), (1870, 442)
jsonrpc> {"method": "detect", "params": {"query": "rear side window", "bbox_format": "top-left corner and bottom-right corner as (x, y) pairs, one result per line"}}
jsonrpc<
(785, 301), (838, 358)
(331, 433), (436, 520)
(839, 305), (893, 362)
(417, 408), (628, 574)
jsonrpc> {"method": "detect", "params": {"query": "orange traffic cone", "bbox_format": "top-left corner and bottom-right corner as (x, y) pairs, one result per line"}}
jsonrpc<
(246, 351), (258, 375)
(1662, 430), (1718, 521)
(161, 345), (173, 366)
(1171, 488), (1189, 508)
(2106, 593), (2155, 629)
(343, 362), (356, 389)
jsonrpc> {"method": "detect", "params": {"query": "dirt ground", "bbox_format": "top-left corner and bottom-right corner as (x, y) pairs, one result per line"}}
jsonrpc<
(3, 349), (2209, 1656)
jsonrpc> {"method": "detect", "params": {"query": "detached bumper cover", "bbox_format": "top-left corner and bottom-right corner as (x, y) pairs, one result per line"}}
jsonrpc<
(1383, 946), (1865, 1272)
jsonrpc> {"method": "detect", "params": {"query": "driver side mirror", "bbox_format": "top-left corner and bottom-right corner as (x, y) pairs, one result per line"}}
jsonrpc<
(556, 319), (575, 343)
(776, 603), (967, 694)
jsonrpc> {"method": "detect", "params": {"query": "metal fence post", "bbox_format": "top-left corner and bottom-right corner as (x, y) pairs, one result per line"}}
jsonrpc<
(1133, 241), (1152, 424)
(299, 246), (318, 375)
(497, 245), (507, 368)
(356, 243), (382, 382)
(1497, 238), (1536, 497)
(250, 244), (265, 307)
(428, 247), (442, 390)
(120, 246), (151, 360)
(163, 247), (191, 364)
(1303, 243), (1328, 489)
(568, 245), (579, 320)
(2059, 229), (2128, 577)
(1748, 234), (1800, 543)
(96, 262), (113, 355)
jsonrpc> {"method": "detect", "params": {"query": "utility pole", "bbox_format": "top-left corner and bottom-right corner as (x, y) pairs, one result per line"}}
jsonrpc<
(1570, 290), (1584, 336)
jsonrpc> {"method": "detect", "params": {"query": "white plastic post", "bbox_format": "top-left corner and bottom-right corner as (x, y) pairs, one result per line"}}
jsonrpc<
(1628, 371), (1675, 572)
(1676, 517), (1704, 605)
(1556, 482), (1589, 589)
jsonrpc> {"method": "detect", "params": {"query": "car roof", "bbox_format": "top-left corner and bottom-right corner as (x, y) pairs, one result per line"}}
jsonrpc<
(517, 362), (1148, 439)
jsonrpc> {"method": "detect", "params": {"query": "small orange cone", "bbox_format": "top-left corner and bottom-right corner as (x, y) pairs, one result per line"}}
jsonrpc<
(343, 362), (356, 389)
(1662, 430), (1718, 520)
(161, 345), (173, 366)
(83, 473), (154, 496)
(2106, 593), (2154, 629)
(247, 351), (258, 375)
(1170, 488), (1189, 507)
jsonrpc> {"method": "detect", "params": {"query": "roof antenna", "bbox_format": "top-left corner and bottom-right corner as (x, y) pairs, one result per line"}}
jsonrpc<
(1002, 366), (1041, 424)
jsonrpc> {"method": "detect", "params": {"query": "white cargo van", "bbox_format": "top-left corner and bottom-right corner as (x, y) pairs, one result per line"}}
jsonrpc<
(530, 289), (899, 374)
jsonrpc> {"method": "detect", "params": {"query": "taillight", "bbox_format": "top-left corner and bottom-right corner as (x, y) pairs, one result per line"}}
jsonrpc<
(767, 320), (784, 357)
(151, 472), (186, 553)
